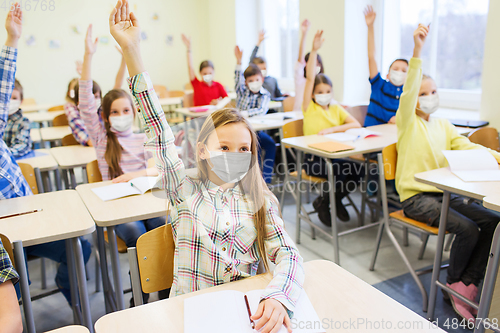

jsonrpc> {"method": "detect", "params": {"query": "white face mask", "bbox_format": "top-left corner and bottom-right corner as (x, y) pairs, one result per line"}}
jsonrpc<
(203, 74), (213, 84)
(418, 94), (439, 114)
(315, 66), (321, 75)
(314, 93), (331, 106)
(95, 98), (101, 108)
(109, 114), (133, 132)
(248, 81), (262, 93)
(389, 70), (407, 86)
(207, 149), (252, 184)
(8, 99), (21, 115)
(69, 89), (75, 99)
(261, 70), (267, 78)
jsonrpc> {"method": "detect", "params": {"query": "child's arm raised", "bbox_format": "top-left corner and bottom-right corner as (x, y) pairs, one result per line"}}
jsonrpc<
(249, 30), (265, 64)
(297, 19), (310, 63)
(181, 34), (196, 82)
(110, 0), (188, 203)
(234, 46), (245, 94)
(302, 30), (323, 112)
(113, 46), (127, 89)
(364, 5), (378, 80)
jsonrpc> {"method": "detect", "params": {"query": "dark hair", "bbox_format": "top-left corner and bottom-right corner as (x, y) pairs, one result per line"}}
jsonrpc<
(244, 64), (262, 79)
(251, 56), (266, 65)
(199, 60), (214, 72)
(72, 80), (102, 105)
(312, 74), (333, 103)
(13, 79), (23, 101)
(389, 58), (409, 70)
(304, 52), (324, 78)
(101, 89), (135, 179)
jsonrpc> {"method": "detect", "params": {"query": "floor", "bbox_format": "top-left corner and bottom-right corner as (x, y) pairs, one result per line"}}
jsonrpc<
(26, 181), (455, 332)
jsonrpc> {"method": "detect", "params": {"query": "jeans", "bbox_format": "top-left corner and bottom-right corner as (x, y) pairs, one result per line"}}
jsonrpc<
(257, 131), (276, 183)
(402, 193), (500, 286)
(115, 216), (166, 248)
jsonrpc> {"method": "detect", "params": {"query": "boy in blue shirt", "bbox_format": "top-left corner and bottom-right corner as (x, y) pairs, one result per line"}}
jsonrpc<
(364, 5), (408, 126)
(0, 6), (91, 306)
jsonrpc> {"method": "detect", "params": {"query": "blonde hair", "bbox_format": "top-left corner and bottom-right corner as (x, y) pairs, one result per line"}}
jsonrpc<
(195, 108), (278, 271)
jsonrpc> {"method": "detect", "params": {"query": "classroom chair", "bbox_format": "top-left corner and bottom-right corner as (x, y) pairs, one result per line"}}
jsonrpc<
(165, 90), (185, 98)
(182, 92), (194, 108)
(128, 223), (174, 306)
(369, 143), (450, 312)
(184, 82), (193, 91)
(282, 96), (295, 112)
(22, 97), (36, 106)
(153, 85), (168, 98)
(345, 105), (368, 125)
(62, 134), (80, 146)
(48, 105), (65, 112)
(52, 114), (69, 127)
(468, 127), (500, 152)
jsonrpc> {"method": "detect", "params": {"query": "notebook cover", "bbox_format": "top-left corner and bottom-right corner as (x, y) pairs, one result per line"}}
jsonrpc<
(450, 119), (489, 128)
(308, 140), (355, 153)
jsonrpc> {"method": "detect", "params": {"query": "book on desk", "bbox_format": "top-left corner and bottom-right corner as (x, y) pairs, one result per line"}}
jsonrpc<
(91, 176), (160, 201)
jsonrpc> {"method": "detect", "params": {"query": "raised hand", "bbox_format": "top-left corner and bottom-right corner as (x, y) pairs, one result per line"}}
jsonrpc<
(312, 30), (324, 51)
(5, 3), (22, 46)
(85, 24), (98, 56)
(181, 34), (191, 50)
(257, 29), (266, 46)
(364, 5), (376, 27)
(300, 19), (311, 34)
(413, 23), (429, 58)
(109, 0), (141, 50)
(234, 45), (243, 65)
(75, 60), (83, 75)
(115, 45), (124, 56)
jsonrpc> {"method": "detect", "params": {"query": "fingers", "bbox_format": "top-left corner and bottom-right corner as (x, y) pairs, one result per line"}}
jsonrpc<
(121, 0), (128, 22)
(269, 313), (285, 333)
(116, 0), (122, 24)
(254, 303), (274, 331)
(86, 24), (92, 41)
(283, 313), (292, 333)
(251, 300), (265, 321)
(130, 11), (140, 28)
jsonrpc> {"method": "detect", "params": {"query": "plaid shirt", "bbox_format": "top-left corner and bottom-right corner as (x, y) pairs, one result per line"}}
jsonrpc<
(0, 238), (19, 285)
(235, 65), (271, 117)
(4, 109), (31, 157)
(0, 46), (31, 200)
(128, 72), (304, 315)
(64, 102), (90, 146)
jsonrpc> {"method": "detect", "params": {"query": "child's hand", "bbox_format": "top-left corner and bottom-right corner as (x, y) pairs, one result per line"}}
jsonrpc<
(5, 3), (22, 45)
(413, 24), (429, 58)
(112, 170), (142, 183)
(251, 299), (292, 333)
(210, 98), (219, 106)
(364, 5), (376, 27)
(109, 0), (141, 50)
(318, 127), (335, 135)
(257, 29), (266, 46)
(312, 30), (324, 51)
(181, 34), (191, 50)
(115, 45), (124, 56)
(85, 24), (98, 56)
(300, 19), (310, 34)
(234, 46), (243, 65)
(388, 116), (396, 124)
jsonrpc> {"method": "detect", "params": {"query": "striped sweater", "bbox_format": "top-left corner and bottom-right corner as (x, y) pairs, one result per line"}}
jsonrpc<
(79, 80), (150, 180)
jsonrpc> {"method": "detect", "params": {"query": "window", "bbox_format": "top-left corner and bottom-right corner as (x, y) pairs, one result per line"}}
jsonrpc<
(399, 0), (489, 92)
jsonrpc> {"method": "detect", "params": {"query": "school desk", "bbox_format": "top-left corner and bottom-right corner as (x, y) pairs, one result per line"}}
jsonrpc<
(94, 259), (446, 333)
(414, 168), (500, 322)
(46, 325), (90, 333)
(0, 190), (96, 333)
(18, 148), (62, 192)
(31, 129), (41, 144)
(158, 97), (183, 111)
(49, 146), (97, 189)
(281, 124), (398, 265)
(25, 110), (64, 126)
(40, 126), (72, 146)
(20, 103), (61, 113)
(76, 181), (169, 312)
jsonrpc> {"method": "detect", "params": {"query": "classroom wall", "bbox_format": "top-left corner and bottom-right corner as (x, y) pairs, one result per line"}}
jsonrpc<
(479, 0), (500, 130)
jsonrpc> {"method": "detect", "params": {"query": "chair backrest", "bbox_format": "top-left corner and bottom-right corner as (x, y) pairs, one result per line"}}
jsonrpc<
(468, 127), (500, 152)
(48, 105), (65, 112)
(153, 85), (169, 98)
(183, 92), (194, 108)
(62, 134), (80, 146)
(136, 224), (175, 293)
(17, 162), (38, 194)
(282, 96), (296, 112)
(282, 119), (304, 139)
(22, 98), (36, 106)
(346, 105), (368, 126)
(86, 160), (102, 183)
(381, 143), (397, 181)
(166, 90), (185, 98)
(52, 114), (69, 127)
(184, 82), (193, 91)
(0, 234), (15, 270)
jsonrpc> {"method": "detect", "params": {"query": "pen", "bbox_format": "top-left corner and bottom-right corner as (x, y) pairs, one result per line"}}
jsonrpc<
(244, 294), (255, 329)
(353, 135), (361, 143)
(0, 208), (43, 220)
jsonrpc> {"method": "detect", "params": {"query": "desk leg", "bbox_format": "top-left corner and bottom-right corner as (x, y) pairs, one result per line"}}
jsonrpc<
(62, 169), (70, 190)
(34, 167), (44, 193)
(82, 167), (88, 184)
(107, 226), (125, 310)
(55, 169), (63, 191)
(13, 241), (35, 333)
(295, 150), (303, 245)
(326, 159), (340, 265)
(427, 191), (450, 320)
(71, 237), (94, 333)
(96, 226), (116, 313)
(69, 168), (77, 189)
(65, 240), (82, 325)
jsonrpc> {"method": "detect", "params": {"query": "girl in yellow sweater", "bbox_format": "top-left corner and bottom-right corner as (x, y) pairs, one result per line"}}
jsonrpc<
(397, 24), (500, 323)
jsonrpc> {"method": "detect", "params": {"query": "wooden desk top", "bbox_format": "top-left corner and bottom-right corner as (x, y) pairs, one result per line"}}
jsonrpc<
(46, 325), (90, 333)
(31, 129), (41, 143)
(20, 103), (61, 113)
(0, 190), (95, 247)
(484, 196), (500, 212)
(158, 97), (183, 107)
(414, 168), (500, 201)
(40, 126), (72, 142)
(25, 110), (64, 123)
(249, 111), (303, 131)
(94, 260), (444, 333)
(17, 149), (58, 172)
(281, 124), (397, 159)
(49, 146), (96, 169)
(76, 181), (168, 227)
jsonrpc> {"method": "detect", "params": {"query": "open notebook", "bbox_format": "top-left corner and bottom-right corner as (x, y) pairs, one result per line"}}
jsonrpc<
(324, 128), (381, 142)
(184, 289), (325, 333)
(188, 97), (231, 113)
(91, 176), (160, 201)
(442, 150), (500, 182)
